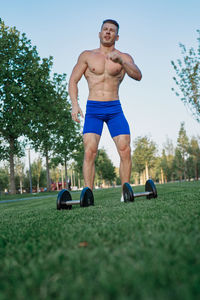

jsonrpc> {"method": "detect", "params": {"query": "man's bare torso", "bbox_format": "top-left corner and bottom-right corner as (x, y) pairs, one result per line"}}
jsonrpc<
(83, 49), (126, 101)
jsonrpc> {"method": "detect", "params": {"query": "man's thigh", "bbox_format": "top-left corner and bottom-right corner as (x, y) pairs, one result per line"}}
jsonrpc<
(107, 112), (130, 138)
(83, 115), (104, 136)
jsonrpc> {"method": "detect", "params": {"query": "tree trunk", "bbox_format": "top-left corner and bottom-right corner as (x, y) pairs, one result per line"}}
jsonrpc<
(161, 168), (164, 184)
(140, 172), (145, 185)
(183, 158), (187, 180)
(78, 177), (80, 189)
(145, 162), (149, 181)
(61, 167), (64, 189)
(143, 170), (146, 184)
(45, 151), (51, 192)
(196, 163), (199, 180)
(56, 168), (59, 191)
(20, 177), (23, 194)
(28, 149), (32, 193)
(37, 182), (39, 193)
(135, 175), (139, 186)
(179, 172), (182, 181)
(9, 137), (16, 194)
(71, 169), (73, 187)
(184, 169), (187, 181)
(64, 159), (68, 189)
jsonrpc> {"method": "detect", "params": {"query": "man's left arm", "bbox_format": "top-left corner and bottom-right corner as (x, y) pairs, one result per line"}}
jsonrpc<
(121, 53), (142, 81)
(108, 52), (142, 81)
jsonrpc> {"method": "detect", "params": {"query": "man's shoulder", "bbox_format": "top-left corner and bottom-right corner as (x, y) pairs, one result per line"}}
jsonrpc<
(116, 49), (132, 58)
(80, 49), (99, 56)
(116, 49), (134, 63)
(78, 49), (99, 62)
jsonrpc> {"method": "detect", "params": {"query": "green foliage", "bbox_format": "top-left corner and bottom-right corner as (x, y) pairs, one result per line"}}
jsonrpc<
(31, 158), (46, 190)
(132, 136), (157, 174)
(26, 57), (56, 154)
(177, 122), (189, 158)
(0, 19), (41, 155)
(95, 148), (116, 184)
(161, 139), (175, 181)
(0, 19), (51, 193)
(72, 146), (117, 186)
(51, 73), (82, 166)
(187, 136), (200, 179)
(173, 148), (185, 180)
(174, 122), (190, 180)
(0, 167), (9, 191)
(171, 29), (200, 122)
(72, 142), (84, 178)
(0, 19), (82, 193)
(186, 156), (196, 180)
(0, 137), (8, 161)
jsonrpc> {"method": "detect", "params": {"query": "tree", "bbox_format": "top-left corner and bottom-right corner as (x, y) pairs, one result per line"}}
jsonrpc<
(160, 150), (168, 183)
(31, 158), (43, 192)
(186, 156), (195, 181)
(72, 146), (116, 188)
(15, 157), (25, 194)
(0, 19), (43, 193)
(23, 165), (46, 192)
(160, 138), (175, 182)
(132, 136), (157, 184)
(26, 57), (56, 192)
(72, 142), (85, 187)
(95, 149), (116, 186)
(171, 30), (200, 122)
(173, 148), (184, 181)
(188, 136), (200, 180)
(51, 74), (82, 188)
(0, 166), (9, 192)
(176, 122), (189, 180)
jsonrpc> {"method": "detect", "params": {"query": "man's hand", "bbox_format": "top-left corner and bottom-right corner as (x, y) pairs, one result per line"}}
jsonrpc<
(107, 51), (123, 64)
(71, 104), (84, 123)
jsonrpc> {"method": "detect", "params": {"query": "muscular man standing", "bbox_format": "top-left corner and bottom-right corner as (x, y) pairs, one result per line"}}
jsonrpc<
(68, 19), (142, 199)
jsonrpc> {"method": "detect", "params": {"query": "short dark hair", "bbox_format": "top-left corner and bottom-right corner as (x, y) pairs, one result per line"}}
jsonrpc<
(101, 19), (119, 34)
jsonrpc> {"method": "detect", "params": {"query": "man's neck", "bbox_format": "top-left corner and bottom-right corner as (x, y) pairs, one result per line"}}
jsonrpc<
(99, 44), (115, 54)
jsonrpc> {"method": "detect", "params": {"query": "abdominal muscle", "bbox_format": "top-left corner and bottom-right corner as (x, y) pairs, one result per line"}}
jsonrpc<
(86, 75), (122, 101)
(88, 89), (119, 101)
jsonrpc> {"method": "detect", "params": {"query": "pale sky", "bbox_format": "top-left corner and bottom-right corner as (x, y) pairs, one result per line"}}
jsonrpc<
(1, 0), (200, 167)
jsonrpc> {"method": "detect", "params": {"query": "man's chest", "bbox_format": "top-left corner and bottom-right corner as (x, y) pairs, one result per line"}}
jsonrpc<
(86, 54), (123, 77)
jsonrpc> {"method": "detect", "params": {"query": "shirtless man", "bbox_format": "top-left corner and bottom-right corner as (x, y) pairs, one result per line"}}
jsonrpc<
(68, 19), (142, 198)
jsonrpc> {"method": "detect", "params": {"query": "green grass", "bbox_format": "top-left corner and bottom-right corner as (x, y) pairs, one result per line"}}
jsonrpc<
(0, 190), (58, 201)
(0, 181), (200, 300)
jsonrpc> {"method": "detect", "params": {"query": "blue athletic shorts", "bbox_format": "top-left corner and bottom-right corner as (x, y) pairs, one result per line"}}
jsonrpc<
(83, 100), (130, 138)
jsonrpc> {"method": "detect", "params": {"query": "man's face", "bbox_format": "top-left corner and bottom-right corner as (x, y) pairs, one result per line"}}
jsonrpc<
(99, 22), (119, 47)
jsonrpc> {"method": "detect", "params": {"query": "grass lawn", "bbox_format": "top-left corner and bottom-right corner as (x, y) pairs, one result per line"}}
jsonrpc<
(0, 181), (200, 300)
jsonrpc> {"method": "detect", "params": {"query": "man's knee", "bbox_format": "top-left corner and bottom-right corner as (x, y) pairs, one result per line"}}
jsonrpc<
(83, 133), (100, 163)
(84, 147), (98, 162)
(118, 143), (131, 160)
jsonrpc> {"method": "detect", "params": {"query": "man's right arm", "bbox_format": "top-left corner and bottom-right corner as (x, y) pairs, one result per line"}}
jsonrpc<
(68, 51), (88, 123)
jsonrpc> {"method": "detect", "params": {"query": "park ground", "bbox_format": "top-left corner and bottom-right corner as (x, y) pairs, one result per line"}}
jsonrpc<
(0, 181), (200, 300)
